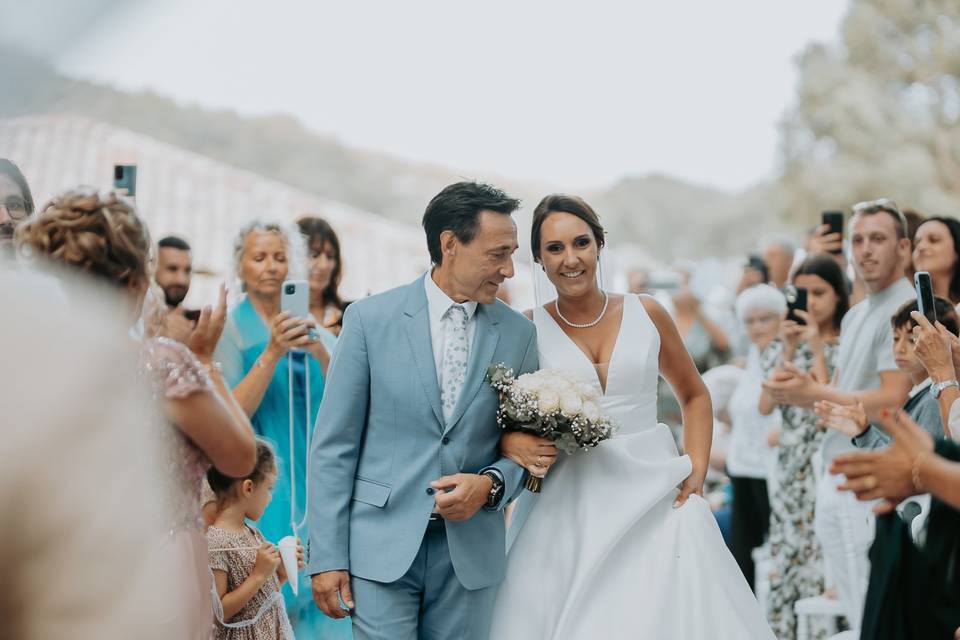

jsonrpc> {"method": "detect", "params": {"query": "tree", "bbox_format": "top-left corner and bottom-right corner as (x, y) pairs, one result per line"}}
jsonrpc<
(779, 0), (960, 221)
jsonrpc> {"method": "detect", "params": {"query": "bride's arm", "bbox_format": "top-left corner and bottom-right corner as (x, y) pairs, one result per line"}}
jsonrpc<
(639, 295), (713, 507)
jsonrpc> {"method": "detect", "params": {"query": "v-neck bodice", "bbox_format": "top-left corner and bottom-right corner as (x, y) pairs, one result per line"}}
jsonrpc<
(533, 294), (661, 435)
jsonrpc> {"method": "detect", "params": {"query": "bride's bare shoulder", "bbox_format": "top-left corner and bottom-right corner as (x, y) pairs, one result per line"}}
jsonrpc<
(635, 294), (675, 332)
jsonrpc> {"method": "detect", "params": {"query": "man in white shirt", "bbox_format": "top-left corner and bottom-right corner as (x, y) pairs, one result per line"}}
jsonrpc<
(763, 199), (914, 629)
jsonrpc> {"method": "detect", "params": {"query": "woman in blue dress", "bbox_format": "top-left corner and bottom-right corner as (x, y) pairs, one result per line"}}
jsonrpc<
(216, 220), (352, 639)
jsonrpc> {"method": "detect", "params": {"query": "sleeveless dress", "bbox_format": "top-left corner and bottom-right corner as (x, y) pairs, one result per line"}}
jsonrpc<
(490, 295), (774, 639)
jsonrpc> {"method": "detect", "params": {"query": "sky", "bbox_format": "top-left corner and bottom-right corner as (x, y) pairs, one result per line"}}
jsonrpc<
(50, 0), (849, 193)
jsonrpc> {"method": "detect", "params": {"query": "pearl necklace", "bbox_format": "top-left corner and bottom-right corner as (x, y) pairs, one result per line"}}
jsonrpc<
(555, 291), (609, 328)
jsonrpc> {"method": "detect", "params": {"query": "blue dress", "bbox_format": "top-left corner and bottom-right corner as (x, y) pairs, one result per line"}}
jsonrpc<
(216, 296), (352, 639)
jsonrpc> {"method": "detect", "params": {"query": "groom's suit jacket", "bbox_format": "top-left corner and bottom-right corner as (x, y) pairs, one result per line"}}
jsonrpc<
(306, 275), (538, 590)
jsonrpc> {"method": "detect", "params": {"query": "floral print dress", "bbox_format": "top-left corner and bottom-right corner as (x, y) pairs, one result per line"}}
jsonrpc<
(760, 338), (839, 640)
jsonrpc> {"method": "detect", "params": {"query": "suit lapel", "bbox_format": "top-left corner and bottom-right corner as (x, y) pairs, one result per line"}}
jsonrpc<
(403, 278), (444, 429)
(444, 302), (500, 435)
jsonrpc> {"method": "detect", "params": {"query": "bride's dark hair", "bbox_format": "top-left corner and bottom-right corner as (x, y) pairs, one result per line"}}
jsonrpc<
(530, 194), (606, 262)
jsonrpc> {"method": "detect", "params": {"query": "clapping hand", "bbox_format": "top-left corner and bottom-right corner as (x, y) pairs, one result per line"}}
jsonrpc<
(780, 309), (822, 356)
(829, 409), (934, 514)
(761, 362), (819, 408)
(814, 399), (867, 436)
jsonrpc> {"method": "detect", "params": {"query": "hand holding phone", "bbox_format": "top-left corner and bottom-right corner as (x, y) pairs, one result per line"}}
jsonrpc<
(280, 280), (316, 351)
(915, 271), (937, 324)
(816, 211), (844, 255)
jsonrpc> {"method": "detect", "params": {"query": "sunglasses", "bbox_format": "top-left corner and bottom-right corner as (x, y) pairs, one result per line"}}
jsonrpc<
(852, 197), (900, 216)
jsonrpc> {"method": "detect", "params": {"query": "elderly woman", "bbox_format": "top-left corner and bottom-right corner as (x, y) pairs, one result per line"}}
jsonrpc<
(726, 284), (784, 592)
(214, 221), (350, 638)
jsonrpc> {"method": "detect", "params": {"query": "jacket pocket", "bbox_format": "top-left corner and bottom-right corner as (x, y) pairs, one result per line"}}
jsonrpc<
(352, 477), (392, 508)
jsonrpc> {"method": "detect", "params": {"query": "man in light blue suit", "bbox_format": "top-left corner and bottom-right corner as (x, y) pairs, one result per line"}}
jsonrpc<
(307, 182), (539, 639)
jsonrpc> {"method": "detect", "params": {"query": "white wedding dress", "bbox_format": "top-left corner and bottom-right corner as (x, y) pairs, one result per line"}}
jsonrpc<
(489, 295), (774, 639)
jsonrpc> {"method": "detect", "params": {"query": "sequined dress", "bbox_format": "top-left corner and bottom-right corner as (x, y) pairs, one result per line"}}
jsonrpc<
(140, 337), (216, 639)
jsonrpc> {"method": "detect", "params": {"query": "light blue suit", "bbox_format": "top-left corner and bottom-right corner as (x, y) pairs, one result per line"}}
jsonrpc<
(307, 275), (538, 639)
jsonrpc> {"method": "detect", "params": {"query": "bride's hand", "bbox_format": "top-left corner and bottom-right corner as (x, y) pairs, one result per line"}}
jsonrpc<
(674, 469), (705, 509)
(500, 432), (557, 476)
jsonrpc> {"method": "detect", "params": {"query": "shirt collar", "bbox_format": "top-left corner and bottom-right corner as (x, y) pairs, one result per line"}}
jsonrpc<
(909, 378), (932, 398)
(424, 270), (478, 325)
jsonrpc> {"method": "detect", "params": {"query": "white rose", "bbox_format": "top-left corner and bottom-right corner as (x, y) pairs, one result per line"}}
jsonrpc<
(580, 400), (600, 422)
(559, 392), (582, 418)
(515, 373), (539, 393)
(537, 389), (560, 414)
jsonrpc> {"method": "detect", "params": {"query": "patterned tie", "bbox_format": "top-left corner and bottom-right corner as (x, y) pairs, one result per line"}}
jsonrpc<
(440, 303), (469, 422)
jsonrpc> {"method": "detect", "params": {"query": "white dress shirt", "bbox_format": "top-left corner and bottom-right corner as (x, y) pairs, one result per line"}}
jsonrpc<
(424, 271), (478, 386)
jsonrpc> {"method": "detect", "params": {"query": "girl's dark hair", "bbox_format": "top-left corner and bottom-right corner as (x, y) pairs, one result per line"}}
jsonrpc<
(422, 181), (520, 266)
(891, 297), (960, 337)
(916, 216), (960, 303)
(791, 252), (850, 331)
(0, 158), (35, 216)
(297, 215), (344, 309)
(207, 439), (277, 498)
(530, 194), (606, 262)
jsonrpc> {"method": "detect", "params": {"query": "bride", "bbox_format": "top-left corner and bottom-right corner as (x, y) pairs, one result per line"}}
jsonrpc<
(489, 195), (774, 639)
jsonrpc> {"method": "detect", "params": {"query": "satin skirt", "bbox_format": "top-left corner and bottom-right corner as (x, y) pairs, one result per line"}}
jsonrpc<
(490, 423), (775, 639)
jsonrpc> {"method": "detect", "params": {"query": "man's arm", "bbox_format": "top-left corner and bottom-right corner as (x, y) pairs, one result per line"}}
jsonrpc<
(306, 304), (370, 575)
(484, 326), (539, 509)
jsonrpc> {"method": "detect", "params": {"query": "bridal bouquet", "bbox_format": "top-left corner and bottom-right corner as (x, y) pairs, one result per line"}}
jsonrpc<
(487, 363), (617, 492)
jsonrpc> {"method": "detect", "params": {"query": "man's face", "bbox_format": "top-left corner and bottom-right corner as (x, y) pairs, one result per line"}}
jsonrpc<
(0, 174), (28, 244)
(850, 213), (909, 291)
(443, 211), (518, 304)
(155, 247), (192, 307)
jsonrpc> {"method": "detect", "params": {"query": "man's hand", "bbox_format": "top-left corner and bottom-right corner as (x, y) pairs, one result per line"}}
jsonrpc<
(829, 409), (934, 513)
(431, 473), (492, 521)
(761, 362), (821, 408)
(312, 571), (353, 619)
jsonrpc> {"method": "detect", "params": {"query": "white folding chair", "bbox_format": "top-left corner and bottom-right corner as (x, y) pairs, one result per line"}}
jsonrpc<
(794, 595), (843, 640)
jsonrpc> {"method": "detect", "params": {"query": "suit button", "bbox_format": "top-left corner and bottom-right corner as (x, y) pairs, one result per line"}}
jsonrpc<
(426, 487), (435, 496)
(441, 437), (450, 445)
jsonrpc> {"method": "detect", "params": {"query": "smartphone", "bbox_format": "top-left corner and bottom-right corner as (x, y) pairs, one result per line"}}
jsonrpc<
(281, 280), (310, 319)
(183, 309), (201, 323)
(786, 286), (808, 325)
(747, 254), (769, 284)
(822, 211), (844, 255)
(915, 271), (937, 324)
(113, 164), (137, 196)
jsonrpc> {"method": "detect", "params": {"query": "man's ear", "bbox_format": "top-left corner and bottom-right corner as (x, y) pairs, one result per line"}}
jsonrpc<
(439, 230), (458, 261)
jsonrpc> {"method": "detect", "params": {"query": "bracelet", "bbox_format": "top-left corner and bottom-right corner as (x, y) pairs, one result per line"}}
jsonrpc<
(204, 361), (223, 375)
(911, 450), (931, 493)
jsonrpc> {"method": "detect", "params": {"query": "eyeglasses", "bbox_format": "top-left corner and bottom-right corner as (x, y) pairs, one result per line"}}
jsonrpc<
(0, 196), (29, 220)
(744, 314), (780, 327)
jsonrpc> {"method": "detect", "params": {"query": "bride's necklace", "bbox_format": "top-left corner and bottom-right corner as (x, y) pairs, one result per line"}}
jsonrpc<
(555, 291), (609, 329)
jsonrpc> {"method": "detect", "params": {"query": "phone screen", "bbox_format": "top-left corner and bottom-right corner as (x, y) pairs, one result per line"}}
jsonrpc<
(915, 271), (937, 324)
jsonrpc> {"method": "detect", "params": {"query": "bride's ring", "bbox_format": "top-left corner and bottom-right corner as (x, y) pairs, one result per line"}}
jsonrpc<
(537, 455), (544, 466)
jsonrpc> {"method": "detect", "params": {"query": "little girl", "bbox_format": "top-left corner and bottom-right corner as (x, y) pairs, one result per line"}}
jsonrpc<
(207, 439), (303, 639)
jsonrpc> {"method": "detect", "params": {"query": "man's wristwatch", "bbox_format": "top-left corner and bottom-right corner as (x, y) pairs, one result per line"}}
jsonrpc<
(932, 379), (960, 398)
(481, 470), (505, 509)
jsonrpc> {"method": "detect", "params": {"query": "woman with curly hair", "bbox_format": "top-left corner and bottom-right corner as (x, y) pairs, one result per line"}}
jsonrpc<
(17, 189), (257, 639)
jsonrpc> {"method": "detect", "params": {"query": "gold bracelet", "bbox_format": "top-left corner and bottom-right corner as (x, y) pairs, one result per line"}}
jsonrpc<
(912, 450), (931, 493)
